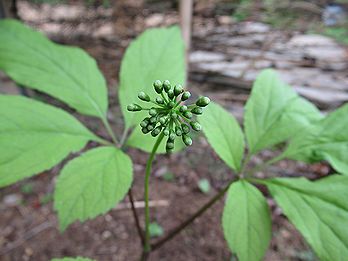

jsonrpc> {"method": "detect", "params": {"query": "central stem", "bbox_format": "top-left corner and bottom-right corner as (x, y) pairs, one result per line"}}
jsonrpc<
(144, 131), (165, 253)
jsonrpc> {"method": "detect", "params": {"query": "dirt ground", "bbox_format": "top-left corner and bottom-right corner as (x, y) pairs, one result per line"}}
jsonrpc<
(0, 0), (344, 260)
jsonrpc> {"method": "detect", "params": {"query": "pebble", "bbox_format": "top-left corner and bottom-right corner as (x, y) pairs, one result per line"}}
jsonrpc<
(3, 194), (22, 207)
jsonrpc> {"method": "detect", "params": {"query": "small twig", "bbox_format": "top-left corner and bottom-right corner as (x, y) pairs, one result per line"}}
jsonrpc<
(115, 200), (169, 210)
(0, 221), (54, 255)
(128, 190), (145, 246)
(151, 180), (234, 251)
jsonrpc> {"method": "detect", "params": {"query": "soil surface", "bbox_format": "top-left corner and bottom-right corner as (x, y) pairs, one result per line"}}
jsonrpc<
(0, 1), (344, 260)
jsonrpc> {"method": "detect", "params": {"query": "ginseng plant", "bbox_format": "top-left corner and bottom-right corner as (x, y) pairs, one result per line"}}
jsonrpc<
(127, 80), (210, 258)
(1, 18), (348, 261)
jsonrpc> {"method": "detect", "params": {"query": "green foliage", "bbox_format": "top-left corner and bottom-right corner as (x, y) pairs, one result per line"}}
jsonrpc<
(54, 147), (133, 230)
(0, 95), (99, 187)
(264, 175), (348, 260)
(119, 26), (185, 129)
(232, 0), (253, 22)
(323, 27), (348, 45)
(222, 180), (271, 261)
(21, 183), (34, 194)
(283, 103), (348, 175)
(200, 102), (245, 172)
(40, 193), (53, 205)
(201, 69), (348, 260)
(198, 178), (211, 194)
(0, 20), (108, 119)
(149, 222), (164, 238)
(244, 69), (322, 155)
(162, 172), (175, 182)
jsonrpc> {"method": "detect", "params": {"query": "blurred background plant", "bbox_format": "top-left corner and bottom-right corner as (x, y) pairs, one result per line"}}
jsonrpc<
(231, 0), (347, 44)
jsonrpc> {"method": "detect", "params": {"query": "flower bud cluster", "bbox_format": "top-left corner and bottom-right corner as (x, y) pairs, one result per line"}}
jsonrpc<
(127, 80), (210, 152)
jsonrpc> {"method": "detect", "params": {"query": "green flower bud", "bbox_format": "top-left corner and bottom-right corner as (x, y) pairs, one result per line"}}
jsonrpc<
(167, 89), (175, 99)
(149, 116), (157, 124)
(149, 108), (157, 116)
(181, 123), (190, 134)
(174, 84), (183, 96)
(183, 111), (193, 119)
(182, 134), (192, 146)
(171, 112), (178, 119)
(153, 80), (163, 94)
(169, 132), (176, 141)
(159, 117), (167, 125)
(127, 103), (142, 111)
(151, 126), (161, 137)
(196, 96), (210, 107)
(179, 105), (188, 113)
(168, 101), (175, 108)
(166, 140), (174, 152)
(138, 91), (150, 102)
(191, 107), (203, 115)
(140, 118), (149, 128)
(190, 121), (202, 131)
(147, 124), (155, 131)
(156, 97), (164, 104)
(163, 126), (170, 136)
(163, 80), (171, 92)
(175, 126), (182, 136)
(142, 127), (150, 134)
(181, 91), (191, 101)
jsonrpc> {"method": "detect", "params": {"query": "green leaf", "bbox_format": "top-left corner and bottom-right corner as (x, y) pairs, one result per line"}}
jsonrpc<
(222, 180), (271, 261)
(283, 103), (348, 175)
(119, 26), (185, 129)
(264, 175), (348, 261)
(0, 19), (108, 119)
(126, 125), (186, 154)
(149, 222), (164, 238)
(54, 146), (133, 231)
(244, 69), (323, 154)
(200, 102), (245, 172)
(0, 95), (98, 187)
(51, 257), (95, 261)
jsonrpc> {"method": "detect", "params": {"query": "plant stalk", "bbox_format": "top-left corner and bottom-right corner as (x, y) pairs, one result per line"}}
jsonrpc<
(144, 132), (165, 253)
(150, 179), (235, 251)
(102, 117), (118, 145)
(128, 189), (145, 245)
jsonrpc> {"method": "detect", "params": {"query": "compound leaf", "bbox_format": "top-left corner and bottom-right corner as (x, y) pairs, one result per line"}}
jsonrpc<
(54, 146), (133, 231)
(244, 69), (322, 154)
(0, 19), (108, 119)
(265, 175), (348, 261)
(283, 103), (348, 175)
(200, 102), (244, 172)
(119, 26), (185, 129)
(0, 95), (98, 187)
(222, 180), (271, 261)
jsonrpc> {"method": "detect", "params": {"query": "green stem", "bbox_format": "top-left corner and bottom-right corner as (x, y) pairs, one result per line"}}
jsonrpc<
(119, 127), (129, 148)
(239, 153), (252, 178)
(160, 93), (169, 104)
(144, 131), (165, 253)
(102, 117), (118, 145)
